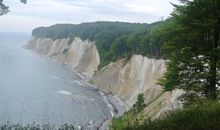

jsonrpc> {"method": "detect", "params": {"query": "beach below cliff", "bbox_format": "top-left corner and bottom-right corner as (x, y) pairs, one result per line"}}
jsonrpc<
(71, 76), (127, 130)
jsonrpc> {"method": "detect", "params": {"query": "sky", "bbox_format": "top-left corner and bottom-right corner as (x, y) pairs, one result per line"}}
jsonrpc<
(0, 0), (179, 33)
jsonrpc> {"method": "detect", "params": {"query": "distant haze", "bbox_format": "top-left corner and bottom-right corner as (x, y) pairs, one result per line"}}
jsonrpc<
(0, 0), (179, 32)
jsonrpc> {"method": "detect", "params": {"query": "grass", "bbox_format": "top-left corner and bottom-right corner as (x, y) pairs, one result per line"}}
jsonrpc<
(111, 101), (220, 130)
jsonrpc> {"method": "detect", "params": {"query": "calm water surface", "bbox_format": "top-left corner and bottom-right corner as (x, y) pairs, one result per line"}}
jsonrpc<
(0, 33), (111, 127)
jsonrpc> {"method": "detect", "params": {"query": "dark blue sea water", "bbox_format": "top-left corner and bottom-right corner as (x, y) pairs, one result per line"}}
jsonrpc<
(0, 32), (111, 128)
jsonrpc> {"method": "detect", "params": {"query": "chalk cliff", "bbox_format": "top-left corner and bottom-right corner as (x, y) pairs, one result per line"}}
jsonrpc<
(26, 36), (182, 118)
(25, 37), (100, 78)
(91, 55), (183, 117)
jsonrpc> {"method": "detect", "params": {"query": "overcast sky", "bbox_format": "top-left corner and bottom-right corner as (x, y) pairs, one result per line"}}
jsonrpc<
(0, 0), (179, 33)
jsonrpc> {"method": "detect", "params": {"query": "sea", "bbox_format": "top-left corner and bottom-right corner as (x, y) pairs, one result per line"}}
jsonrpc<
(0, 32), (112, 129)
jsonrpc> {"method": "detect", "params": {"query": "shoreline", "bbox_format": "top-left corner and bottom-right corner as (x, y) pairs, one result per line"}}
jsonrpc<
(77, 79), (127, 129)
(24, 48), (127, 130)
(97, 91), (127, 130)
(60, 62), (127, 129)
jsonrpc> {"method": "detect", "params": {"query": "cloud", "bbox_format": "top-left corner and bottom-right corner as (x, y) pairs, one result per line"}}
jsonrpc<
(0, 0), (179, 32)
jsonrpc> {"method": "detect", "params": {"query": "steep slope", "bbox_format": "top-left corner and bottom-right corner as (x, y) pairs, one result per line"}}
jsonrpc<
(26, 35), (182, 118)
(25, 37), (100, 78)
(25, 21), (183, 120)
(137, 89), (183, 119)
(30, 21), (169, 67)
(91, 55), (183, 117)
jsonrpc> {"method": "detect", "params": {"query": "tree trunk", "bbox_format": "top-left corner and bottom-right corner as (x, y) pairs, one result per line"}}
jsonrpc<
(207, 17), (220, 100)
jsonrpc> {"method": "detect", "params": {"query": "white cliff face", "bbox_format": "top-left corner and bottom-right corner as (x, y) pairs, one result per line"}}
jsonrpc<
(26, 36), (182, 118)
(91, 55), (166, 107)
(119, 55), (166, 106)
(91, 55), (183, 117)
(136, 89), (184, 120)
(25, 37), (100, 78)
(153, 89), (184, 118)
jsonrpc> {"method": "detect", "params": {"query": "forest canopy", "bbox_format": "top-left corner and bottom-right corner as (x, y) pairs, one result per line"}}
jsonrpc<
(32, 21), (166, 67)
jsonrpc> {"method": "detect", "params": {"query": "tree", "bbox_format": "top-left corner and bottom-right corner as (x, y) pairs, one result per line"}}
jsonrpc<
(0, 0), (26, 15)
(161, 0), (220, 100)
(133, 93), (145, 113)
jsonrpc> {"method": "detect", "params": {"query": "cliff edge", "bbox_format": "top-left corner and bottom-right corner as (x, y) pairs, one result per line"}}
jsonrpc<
(91, 55), (183, 117)
(25, 36), (183, 119)
(25, 37), (100, 78)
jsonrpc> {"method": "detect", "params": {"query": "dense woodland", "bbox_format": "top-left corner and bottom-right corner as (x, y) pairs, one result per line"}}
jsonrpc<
(32, 21), (165, 67)
(111, 0), (220, 129)
(29, 0), (220, 129)
(33, 6), (220, 101)
(160, 0), (220, 101)
(1, 0), (220, 129)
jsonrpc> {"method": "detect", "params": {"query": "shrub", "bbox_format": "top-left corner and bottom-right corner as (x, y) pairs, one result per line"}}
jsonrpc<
(120, 101), (220, 130)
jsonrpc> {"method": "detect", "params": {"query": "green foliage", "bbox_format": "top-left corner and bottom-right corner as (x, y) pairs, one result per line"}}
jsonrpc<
(110, 93), (146, 130)
(112, 101), (220, 130)
(32, 21), (167, 67)
(0, 0), (26, 15)
(160, 0), (220, 100)
(111, 1), (220, 129)
(0, 1), (9, 15)
(133, 93), (145, 113)
(111, 117), (125, 130)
